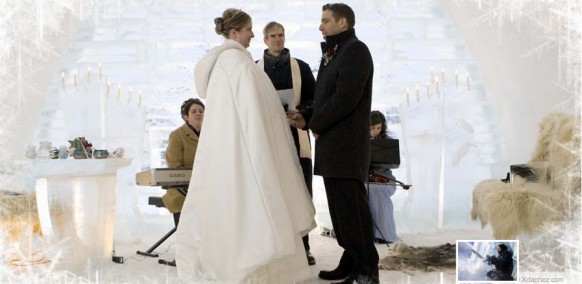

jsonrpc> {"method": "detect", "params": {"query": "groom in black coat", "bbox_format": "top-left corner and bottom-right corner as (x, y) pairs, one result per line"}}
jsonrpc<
(292, 3), (379, 284)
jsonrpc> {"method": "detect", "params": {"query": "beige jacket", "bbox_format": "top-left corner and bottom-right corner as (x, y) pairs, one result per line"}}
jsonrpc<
(166, 123), (199, 168)
(163, 123), (199, 213)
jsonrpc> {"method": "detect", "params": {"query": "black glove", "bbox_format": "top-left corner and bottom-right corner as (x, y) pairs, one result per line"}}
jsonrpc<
(484, 255), (492, 265)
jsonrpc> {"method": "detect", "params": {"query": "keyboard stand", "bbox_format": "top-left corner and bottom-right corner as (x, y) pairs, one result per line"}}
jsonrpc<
(136, 196), (177, 265)
(136, 227), (176, 257)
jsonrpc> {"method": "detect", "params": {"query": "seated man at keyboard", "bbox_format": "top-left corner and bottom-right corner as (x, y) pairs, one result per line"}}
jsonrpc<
(163, 98), (204, 226)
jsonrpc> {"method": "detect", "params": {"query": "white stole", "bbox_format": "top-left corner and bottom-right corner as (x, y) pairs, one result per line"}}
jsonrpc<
(257, 57), (311, 159)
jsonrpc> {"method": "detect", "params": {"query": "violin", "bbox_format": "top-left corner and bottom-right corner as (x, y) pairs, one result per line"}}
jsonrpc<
(368, 172), (411, 190)
(369, 174), (391, 183)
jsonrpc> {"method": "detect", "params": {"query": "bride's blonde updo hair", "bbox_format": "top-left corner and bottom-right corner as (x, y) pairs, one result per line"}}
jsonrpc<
(214, 8), (251, 38)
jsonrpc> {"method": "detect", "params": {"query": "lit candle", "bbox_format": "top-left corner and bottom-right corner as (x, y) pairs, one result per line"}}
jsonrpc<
(128, 88), (132, 103)
(73, 70), (77, 87)
(435, 79), (439, 94)
(87, 66), (91, 82)
(466, 72), (470, 91)
(425, 81), (429, 98)
(430, 67), (434, 82)
(99, 63), (102, 80)
(406, 90), (409, 105)
(61, 72), (65, 88)
(441, 68), (445, 84)
(455, 70), (459, 89)
(138, 91), (142, 107)
(416, 84), (420, 99)
(106, 80), (110, 97)
(117, 84), (121, 100)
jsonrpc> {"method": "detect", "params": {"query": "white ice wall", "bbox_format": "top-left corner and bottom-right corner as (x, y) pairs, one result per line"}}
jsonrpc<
(440, 0), (580, 165)
(0, 1), (92, 190)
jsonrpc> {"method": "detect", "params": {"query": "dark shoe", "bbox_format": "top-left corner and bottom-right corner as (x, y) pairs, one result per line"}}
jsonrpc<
(331, 275), (354, 284)
(332, 274), (379, 284)
(306, 251), (316, 266)
(355, 274), (380, 284)
(318, 268), (350, 280)
(373, 238), (387, 244)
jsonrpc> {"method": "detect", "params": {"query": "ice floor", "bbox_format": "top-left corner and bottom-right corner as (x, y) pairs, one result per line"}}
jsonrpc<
(2, 212), (493, 283)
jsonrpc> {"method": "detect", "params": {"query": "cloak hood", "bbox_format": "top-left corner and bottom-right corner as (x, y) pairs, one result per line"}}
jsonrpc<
(194, 39), (253, 99)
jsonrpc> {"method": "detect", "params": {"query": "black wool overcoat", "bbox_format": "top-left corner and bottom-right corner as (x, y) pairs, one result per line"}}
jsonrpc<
(308, 29), (373, 179)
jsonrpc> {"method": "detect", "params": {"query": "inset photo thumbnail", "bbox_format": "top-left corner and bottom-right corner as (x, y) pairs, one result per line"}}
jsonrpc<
(457, 240), (518, 282)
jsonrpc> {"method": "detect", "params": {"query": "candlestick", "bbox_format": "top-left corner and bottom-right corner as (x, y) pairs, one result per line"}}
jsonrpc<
(99, 63), (102, 80)
(466, 72), (470, 91)
(431, 67), (434, 82)
(100, 82), (106, 149)
(61, 72), (65, 89)
(455, 70), (459, 89)
(73, 71), (77, 87)
(425, 81), (429, 98)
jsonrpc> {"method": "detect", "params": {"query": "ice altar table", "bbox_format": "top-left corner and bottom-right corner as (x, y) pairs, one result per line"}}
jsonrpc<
(32, 158), (131, 262)
(24, 64), (146, 261)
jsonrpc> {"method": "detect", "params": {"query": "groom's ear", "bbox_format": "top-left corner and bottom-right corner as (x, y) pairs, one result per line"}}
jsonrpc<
(339, 17), (348, 29)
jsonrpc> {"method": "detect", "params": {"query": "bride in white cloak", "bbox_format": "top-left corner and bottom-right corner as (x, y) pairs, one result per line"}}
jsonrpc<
(175, 8), (317, 283)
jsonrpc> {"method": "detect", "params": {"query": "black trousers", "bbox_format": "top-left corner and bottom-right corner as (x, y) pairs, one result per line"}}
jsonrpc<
(323, 177), (379, 278)
(299, 157), (313, 252)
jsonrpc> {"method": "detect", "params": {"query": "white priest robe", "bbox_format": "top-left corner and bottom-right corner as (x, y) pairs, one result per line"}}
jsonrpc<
(175, 39), (317, 283)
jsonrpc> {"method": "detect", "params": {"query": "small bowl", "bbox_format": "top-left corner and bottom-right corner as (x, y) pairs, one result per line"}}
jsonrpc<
(73, 149), (87, 159)
(93, 150), (109, 159)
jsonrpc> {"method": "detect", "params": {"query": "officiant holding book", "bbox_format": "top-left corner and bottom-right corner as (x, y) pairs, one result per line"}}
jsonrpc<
(257, 21), (317, 266)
